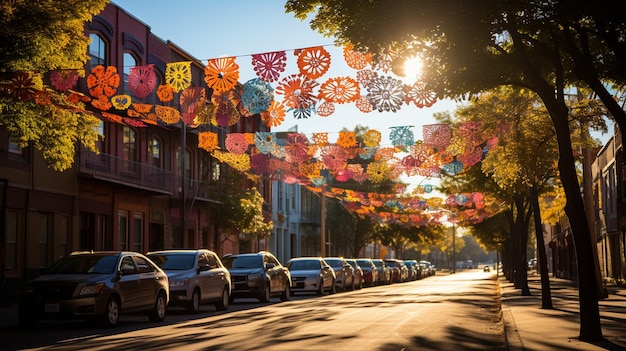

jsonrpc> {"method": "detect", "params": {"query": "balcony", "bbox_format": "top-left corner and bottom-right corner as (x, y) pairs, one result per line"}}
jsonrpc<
(79, 150), (173, 194)
(79, 151), (224, 204)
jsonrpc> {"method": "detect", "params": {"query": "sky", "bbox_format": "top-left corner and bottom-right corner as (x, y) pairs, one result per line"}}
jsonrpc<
(111, 0), (458, 140)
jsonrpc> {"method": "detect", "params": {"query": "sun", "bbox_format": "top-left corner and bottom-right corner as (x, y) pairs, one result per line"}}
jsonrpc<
(402, 56), (423, 83)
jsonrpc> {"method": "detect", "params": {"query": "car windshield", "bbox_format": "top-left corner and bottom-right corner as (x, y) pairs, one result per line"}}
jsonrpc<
(222, 255), (262, 269)
(47, 254), (118, 274)
(287, 260), (319, 270)
(356, 260), (370, 267)
(325, 259), (342, 267)
(148, 253), (194, 270)
(346, 261), (357, 269)
(373, 261), (383, 268)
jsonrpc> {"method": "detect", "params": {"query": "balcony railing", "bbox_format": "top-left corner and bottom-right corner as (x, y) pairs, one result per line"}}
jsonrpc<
(79, 151), (223, 203)
(79, 151), (173, 194)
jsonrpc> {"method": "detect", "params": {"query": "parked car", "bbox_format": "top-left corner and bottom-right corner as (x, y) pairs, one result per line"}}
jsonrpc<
(385, 259), (408, 283)
(420, 260), (436, 276)
(371, 259), (392, 285)
(404, 260), (420, 281)
(18, 251), (169, 328)
(285, 257), (336, 295)
(345, 259), (364, 290)
(147, 249), (231, 313)
(355, 258), (378, 287)
(221, 251), (292, 303)
(324, 257), (355, 291)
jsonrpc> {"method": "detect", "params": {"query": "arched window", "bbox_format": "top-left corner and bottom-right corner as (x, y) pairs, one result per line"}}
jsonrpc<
(149, 135), (163, 168)
(123, 52), (138, 95)
(89, 33), (107, 70)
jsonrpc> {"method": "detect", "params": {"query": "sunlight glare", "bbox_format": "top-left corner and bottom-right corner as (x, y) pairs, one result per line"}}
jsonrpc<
(402, 56), (423, 83)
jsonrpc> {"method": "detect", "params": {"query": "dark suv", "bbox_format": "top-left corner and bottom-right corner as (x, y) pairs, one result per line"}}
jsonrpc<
(221, 251), (292, 303)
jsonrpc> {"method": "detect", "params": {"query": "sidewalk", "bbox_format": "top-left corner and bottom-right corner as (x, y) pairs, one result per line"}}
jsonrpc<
(500, 273), (626, 351)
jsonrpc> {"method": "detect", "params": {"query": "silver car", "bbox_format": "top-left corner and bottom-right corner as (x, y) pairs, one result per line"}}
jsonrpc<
(286, 257), (336, 295)
(148, 249), (231, 313)
(324, 257), (355, 291)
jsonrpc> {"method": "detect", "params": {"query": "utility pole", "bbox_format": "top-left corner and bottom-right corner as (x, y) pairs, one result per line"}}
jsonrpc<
(320, 191), (325, 257)
(452, 222), (456, 274)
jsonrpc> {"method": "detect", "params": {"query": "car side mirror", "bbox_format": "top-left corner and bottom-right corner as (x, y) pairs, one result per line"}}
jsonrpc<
(265, 263), (276, 270)
(198, 265), (211, 273)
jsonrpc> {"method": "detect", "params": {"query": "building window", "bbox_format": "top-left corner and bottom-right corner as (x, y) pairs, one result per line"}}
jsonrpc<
(118, 211), (129, 250)
(123, 126), (137, 171)
(8, 137), (23, 155)
(133, 213), (143, 252)
(123, 52), (138, 94)
(58, 215), (69, 258)
(95, 121), (106, 154)
(89, 33), (107, 70)
(176, 147), (192, 179)
(5, 210), (19, 270)
(149, 136), (163, 168)
(34, 212), (50, 268)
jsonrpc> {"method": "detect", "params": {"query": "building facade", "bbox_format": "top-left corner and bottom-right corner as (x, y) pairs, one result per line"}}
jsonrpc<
(593, 128), (625, 286)
(0, 3), (270, 298)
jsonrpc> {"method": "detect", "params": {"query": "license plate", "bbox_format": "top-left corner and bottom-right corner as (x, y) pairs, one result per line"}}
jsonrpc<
(45, 303), (60, 313)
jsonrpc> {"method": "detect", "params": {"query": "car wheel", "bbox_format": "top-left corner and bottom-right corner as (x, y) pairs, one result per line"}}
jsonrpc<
(330, 279), (337, 294)
(215, 286), (230, 311)
(317, 279), (324, 296)
(280, 284), (291, 302)
(101, 296), (120, 328)
(149, 292), (167, 322)
(358, 278), (363, 290)
(186, 289), (201, 314)
(259, 283), (271, 303)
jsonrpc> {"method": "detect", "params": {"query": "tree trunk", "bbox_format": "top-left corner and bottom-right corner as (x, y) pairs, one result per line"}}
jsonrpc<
(539, 91), (603, 341)
(531, 185), (553, 309)
(515, 195), (531, 296)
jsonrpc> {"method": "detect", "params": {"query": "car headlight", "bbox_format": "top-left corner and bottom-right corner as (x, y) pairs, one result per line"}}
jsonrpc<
(247, 273), (263, 281)
(170, 279), (189, 287)
(78, 283), (104, 296)
(22, 285), (35, 295)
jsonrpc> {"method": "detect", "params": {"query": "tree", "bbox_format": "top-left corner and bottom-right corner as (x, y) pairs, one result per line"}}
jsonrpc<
(0, 0), (108, 171)
(284, 1), (610, 339)
(206, 169), (272, 253)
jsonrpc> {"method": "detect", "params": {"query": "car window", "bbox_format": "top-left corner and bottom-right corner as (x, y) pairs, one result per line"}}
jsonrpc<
(223, 255), (262, 269)
(149, 253), (195, 270)
(198, 253), (210, 269)
(47, 254), (118, 274)
(121, 256), (137, 275)
(133, 256), (155, 273)
(268, 255), (280, 266)
(206, 252), (220, 269)
(325, 259), (341, 267)
(287, 260), (318, 270)
(356, 260), (370, 268)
